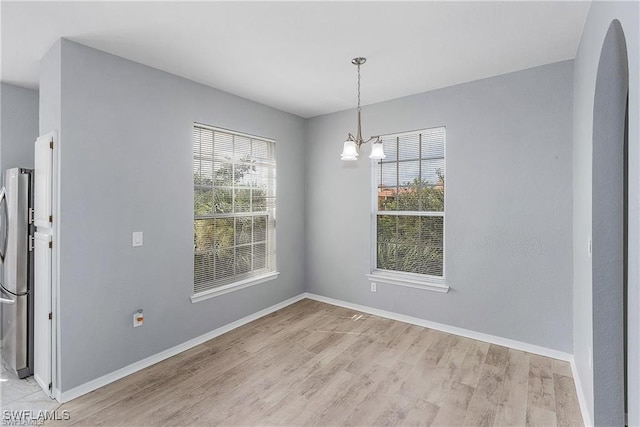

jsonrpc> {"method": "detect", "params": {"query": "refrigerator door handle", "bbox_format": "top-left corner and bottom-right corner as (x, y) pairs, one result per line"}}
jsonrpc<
(0, 186), (7, 262)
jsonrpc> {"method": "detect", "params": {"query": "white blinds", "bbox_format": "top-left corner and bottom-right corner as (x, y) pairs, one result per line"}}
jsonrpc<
(375, 127), (445, 277)
(193, 124), (276, 294)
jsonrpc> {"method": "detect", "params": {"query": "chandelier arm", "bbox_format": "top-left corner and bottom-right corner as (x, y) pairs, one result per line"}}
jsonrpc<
(363, 136), (379, 144)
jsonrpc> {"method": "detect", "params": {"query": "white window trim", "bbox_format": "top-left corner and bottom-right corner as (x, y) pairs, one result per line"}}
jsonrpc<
(370, 127), (447, 293)
(191, 271), (280, 303)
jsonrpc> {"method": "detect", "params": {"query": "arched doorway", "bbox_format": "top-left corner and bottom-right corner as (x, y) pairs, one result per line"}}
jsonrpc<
(592, 19), (629, 426)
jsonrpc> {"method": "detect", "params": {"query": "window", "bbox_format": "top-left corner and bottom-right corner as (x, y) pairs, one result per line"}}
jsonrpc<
(370, 127), (447, 292)
(192, 124), (277, 300)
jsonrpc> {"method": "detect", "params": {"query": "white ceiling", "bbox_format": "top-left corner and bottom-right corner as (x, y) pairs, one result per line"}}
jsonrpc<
(1, 1), (590, 118)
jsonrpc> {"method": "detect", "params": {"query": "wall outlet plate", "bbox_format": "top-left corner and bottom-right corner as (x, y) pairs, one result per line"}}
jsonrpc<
(371, 282), (377, 292)
(133, 310), (144, 327)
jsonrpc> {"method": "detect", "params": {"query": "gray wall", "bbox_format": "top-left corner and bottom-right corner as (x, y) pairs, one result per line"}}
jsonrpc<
(591, 21), (627, 427)
(572, 2), (640, 424)
(40, 41), (61, 140)
(1, 83), (38, 173)
(39, 39), (306, 392)
(306, 61), (574, 353)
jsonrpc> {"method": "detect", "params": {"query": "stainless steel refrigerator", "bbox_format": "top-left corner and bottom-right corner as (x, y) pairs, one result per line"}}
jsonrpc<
(0, 168), (34, 379)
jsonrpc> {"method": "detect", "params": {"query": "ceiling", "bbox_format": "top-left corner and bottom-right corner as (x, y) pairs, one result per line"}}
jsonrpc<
(1, 1), (590, 118)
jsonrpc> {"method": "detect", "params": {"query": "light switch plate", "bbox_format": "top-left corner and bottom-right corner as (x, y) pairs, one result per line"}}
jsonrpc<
(132, 231), (143, 247)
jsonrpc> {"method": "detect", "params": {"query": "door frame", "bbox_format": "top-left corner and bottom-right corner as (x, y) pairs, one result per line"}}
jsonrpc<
(50, 131), (60, 401)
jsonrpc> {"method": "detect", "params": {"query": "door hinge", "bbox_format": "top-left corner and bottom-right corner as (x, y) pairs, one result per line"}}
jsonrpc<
(49, 140), (54, 150)
(28, 208), (34, 224)
(48, 312), (52, 320)
(49, 215), (53, 223)
(48, 241), (53, 249)
(28, 235), (34, 252)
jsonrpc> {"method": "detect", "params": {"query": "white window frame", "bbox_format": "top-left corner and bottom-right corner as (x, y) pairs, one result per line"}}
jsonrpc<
(191, 123), (278, 303)
(367, 127), (449, 293)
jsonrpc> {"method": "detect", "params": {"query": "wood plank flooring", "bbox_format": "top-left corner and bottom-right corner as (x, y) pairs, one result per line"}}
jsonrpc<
(50, 299), (583, 426)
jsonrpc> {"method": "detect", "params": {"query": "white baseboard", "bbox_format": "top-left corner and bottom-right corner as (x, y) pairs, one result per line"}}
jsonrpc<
(570, 357), (593, 427)
(58, 293), (306, 403)
(304, 292), (573, 362)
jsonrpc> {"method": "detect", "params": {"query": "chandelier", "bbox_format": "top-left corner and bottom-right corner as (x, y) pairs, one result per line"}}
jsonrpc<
(340, 57), (386, 161)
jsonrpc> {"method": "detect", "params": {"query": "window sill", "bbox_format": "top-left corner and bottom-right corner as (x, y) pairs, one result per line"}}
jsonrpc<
(366, 271), (449, 293)
(191, 272), (280, 303)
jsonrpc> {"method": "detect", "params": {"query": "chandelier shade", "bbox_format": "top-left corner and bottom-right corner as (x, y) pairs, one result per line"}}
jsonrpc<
(369, 140), (386, 160)
(340, 139), (359, 161)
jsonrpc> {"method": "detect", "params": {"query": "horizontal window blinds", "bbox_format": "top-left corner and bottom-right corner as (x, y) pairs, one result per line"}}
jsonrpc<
(375, 127), (445, 277)
(193, 124), (276, 294)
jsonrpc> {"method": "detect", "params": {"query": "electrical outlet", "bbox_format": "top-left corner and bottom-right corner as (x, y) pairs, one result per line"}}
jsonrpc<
(133, 310), (144, 327)
(371, 282), (377, 292)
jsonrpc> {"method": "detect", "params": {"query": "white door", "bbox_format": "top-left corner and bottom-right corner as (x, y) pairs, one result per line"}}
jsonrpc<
(33, 131), (54, 397)
(33, 232), (51, 396)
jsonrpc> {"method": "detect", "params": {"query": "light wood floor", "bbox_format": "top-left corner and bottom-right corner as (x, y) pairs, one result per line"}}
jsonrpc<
(51, 299), (583, 426)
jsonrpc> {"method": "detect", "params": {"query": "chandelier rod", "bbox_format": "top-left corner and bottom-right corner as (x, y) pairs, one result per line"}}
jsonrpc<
(351, 57), (371, 147)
